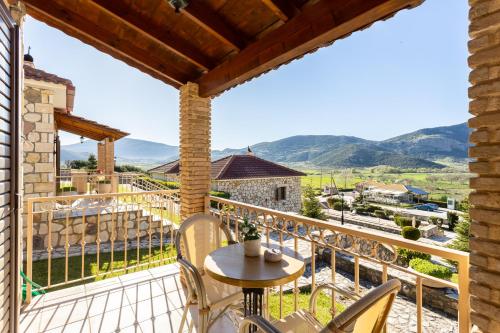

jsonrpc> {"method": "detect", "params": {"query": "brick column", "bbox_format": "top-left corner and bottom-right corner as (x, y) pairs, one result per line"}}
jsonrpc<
(97, 138), (114, 174)
(179, 82), (211, 220)
(468, 1), (500, 332)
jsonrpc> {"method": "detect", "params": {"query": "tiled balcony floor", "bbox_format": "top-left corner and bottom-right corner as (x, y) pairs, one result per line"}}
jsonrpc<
(20, 264), (237, 333)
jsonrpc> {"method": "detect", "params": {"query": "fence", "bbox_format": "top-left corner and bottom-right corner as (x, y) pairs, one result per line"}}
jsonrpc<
(208, 196), (470, 333)
(23, 190), (180, 303)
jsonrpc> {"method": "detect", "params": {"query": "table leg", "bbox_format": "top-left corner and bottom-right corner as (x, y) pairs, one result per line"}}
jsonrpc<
(242, 288), (264, 332)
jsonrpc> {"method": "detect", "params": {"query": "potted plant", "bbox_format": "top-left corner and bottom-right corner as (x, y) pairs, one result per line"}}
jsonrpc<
(97, 179), (112, 194)
(241, 218), (261, 257)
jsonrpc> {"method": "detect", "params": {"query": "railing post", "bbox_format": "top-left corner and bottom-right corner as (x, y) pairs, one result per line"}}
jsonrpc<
(25, 199), (33, 304)
(458, 256), (470, 333)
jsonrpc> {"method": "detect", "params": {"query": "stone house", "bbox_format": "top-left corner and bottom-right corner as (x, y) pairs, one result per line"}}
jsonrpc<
(22, 53), (129, 199)
(149, 153), (305, 212)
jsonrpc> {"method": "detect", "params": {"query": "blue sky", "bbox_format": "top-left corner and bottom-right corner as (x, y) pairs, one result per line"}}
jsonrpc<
(23, 0), (469, 150)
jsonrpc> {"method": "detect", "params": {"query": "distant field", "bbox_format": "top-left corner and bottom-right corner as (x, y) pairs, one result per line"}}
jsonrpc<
(301, 168), (471, 201)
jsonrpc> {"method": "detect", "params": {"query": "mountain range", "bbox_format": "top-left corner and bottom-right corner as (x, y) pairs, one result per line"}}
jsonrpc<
(61, 123), (469, 169)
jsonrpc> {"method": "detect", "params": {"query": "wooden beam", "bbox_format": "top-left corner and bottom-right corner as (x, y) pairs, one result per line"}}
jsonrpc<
(197, 0), (422, 97)
(89, 0), (214, 71)
(261, 0), (299, 21)
(22, 0), (189, 88)
(182, 1), (246, 50)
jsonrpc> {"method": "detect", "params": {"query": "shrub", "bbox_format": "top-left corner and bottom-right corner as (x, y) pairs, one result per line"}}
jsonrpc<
(429, 216), (444, 227)
(409, 258), (452, 280)
(332, 201), (343, 211)
(383, 209), (394, 217)
(115, 164), (144, 173)
(373, 210), (386, 219)
(401, 226), (421, 241)
(394, 216), (420, 228)
(447, 212), (459, 231)
(210, 191), (231, 208)
(397, 248), (431, 265)
(58, 186), (76, 193)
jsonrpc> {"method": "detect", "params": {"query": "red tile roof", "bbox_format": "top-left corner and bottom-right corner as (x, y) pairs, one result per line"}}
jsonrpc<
(148, 160), (180, 174)
(148, 155), (305, 180)
(24, 65), (75, 89)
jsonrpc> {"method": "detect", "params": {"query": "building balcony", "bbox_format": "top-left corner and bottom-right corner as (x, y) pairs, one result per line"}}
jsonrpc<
(21, 191), (469, 332)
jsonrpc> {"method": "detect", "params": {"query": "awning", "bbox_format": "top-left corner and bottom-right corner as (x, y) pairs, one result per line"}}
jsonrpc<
(54, 109), (129, 141)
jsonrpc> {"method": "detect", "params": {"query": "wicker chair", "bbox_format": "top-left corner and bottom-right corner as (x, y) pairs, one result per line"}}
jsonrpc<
(175, 214), (243, 333)
(239, 279), (401, 333)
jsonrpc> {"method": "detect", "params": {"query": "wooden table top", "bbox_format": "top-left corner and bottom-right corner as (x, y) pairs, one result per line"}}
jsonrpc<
(204, 243), (305, 288)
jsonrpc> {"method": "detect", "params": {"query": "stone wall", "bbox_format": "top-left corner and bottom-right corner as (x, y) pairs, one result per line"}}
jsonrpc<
(23, 86), (56, 200)
(212, 176), (302, 212)
(468, 1), (500, 332)
(27, 209), (173, 259)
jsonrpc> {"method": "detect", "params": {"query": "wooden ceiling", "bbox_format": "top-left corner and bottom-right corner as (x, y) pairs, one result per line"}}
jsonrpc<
(15, 0), (423, 97)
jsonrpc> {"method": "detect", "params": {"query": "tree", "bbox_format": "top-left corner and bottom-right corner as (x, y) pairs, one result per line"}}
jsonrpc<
(67, 159), (88, 169)
(448, 216), (470, 252)
(301, 185), (326, 220)
(87, 154), (97, 170)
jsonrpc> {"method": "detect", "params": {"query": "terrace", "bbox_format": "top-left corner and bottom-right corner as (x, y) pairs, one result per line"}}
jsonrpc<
(0, 0), (496, 333)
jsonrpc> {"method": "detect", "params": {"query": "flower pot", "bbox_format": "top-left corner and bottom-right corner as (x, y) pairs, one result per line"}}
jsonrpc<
(243, 239), (261, 257)
(97, 183), (112, 194)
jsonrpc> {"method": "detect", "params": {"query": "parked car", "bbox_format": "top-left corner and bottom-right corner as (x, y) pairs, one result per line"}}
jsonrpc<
(414, 203), (439, 212)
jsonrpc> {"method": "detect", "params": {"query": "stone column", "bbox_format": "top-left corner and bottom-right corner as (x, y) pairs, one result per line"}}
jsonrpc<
(179, 82), (211, 220)
(97, 138), (114, 174)
(468, 1), (500, 332)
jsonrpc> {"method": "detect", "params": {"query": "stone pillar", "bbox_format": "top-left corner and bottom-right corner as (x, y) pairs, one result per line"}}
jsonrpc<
(23, 87), (56, 199)
(468, 1), (500, 332)
(97, 137), (114, 174)
(179, 82), (211, 220)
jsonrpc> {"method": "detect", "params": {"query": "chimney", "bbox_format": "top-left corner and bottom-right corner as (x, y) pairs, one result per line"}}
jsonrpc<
(24, 47), (34, 68)
(247, 146), (254, 156)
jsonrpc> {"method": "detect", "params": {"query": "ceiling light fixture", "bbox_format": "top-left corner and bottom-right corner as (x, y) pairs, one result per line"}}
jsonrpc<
(168, 0), (189, 14)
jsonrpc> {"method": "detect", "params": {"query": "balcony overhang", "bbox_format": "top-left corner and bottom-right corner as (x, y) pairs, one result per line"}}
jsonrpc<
(13, 0), (423, 97)
(54, 109), (129, 141)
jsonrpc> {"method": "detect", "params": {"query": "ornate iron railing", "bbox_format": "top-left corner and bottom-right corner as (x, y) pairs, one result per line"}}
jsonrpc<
(208, 196), (470, 333)
(23, 190), (180, 303)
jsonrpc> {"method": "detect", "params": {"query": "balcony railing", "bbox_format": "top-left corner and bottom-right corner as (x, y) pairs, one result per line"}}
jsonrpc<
(208, 196), (470, 333)
(23, 189), (180, 303)
(56, 172), (143, 194)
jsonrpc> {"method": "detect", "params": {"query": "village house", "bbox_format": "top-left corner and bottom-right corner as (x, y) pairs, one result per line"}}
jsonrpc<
(356, 180), (428, 205)
(22, 53), (129, 198)
(149, 152), (305, 212)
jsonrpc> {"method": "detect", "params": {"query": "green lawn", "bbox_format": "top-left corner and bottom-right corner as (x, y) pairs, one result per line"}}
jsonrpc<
(268, 289), (345, 325)
(29, 244), (177, 292)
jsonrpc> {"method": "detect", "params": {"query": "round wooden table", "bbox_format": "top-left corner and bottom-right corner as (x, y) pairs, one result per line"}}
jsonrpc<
(204, 243), (305, 331)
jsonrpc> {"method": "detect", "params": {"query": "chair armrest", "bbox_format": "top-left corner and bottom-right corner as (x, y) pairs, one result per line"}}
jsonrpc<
(309, 283), (361, 314)
(177, 258), (209, 309)
(238, 316), (282, 333)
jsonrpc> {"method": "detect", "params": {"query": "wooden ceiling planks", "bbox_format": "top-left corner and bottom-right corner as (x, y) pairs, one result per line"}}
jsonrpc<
(197, 0), (423, 97)
(16, 0), (423, 97)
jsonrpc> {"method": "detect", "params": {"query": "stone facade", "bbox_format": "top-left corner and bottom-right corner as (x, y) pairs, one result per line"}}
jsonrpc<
(211, 176), (302, 212)
(468, 1), (500, 332)
(23, 86), (56, 200)
(179, 82), (211, 219)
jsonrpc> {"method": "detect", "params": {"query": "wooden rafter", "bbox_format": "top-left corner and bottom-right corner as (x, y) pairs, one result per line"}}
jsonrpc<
(88, 0), (214, 71)
(261, 0), (299, 21)
(197, 0), (422, 97)
(22, 0), (189, 87)
(181, 1), (246, 50)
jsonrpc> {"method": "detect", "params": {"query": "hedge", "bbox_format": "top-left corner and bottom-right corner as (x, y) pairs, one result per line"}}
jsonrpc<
(409, 258), (452, 280)
(394, 216), (421, 228)
(397, 248), (431, 265)
(401, 226), (421, 241)
(210, 191), (231, 208)
(139, 176), (180, 189)
(374, 210), (386, 219)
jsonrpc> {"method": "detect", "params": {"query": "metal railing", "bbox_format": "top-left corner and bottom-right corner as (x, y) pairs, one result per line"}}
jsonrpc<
(208, 196), (470, 333)
(56, 172), (143, 194)
(24, 189), (180, 303)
